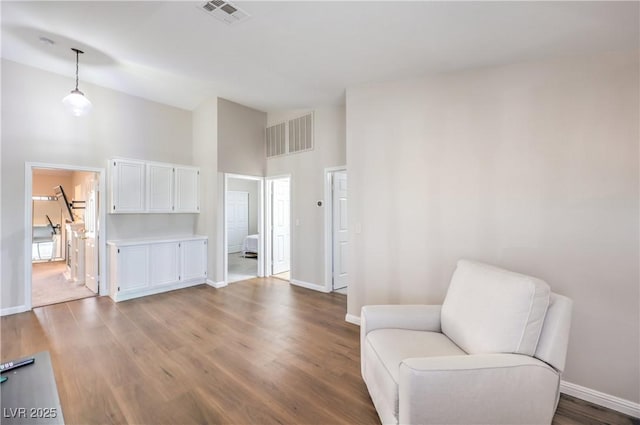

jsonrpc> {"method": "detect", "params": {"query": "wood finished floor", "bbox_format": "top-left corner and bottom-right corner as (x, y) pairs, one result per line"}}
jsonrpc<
(1, 278), (637, 425)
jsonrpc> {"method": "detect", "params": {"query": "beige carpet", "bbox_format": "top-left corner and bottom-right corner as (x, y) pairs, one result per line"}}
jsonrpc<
(32, 261), (96, 308)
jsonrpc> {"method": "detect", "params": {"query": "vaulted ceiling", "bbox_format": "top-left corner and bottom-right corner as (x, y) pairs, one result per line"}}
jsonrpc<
(2, 1), (638, 111)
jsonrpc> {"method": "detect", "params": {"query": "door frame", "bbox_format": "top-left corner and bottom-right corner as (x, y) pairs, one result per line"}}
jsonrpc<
(223, 173), (264, 284)
(265, 174), (291, 277)
(24, 162), (107, 310)
(323, 166), (347, 293)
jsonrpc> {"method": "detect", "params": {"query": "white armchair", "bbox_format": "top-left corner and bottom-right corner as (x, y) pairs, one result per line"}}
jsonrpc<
(361, 260), (573, 425)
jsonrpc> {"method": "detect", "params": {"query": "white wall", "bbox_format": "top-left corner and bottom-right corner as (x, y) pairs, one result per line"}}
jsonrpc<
(228, 178), (259, 235)
(1, 59), (195, 310)
(346, 51), (639, 403)
(192, 97), (220, 284)
(217, 98), (266, 176)
(267, 106), (346, 286)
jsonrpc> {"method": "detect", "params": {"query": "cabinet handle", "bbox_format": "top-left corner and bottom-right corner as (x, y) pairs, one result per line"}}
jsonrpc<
(117, 249), (120, 253)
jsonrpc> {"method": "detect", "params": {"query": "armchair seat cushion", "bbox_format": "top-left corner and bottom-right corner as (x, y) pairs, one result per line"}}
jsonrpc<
(363, 329), (466, 423)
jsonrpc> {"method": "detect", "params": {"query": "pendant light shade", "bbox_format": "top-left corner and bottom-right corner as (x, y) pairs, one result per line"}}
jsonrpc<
(63, 89), (92, 116)
(63, 48), (92, 116)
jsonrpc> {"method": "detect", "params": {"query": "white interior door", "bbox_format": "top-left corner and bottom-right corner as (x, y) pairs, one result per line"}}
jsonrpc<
(272, 178), (290, 275)
(84, 174), (99, 293)
(227, 191), (249, 254)
(332, 171), (348, 290)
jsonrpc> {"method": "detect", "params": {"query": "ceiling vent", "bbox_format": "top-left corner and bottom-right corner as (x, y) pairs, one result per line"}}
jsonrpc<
(197, 1), (250, 25)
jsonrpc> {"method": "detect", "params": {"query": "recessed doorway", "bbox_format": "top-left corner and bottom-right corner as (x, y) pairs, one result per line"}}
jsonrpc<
(224, 174), (264, 284)
(25, 163), (106, 309)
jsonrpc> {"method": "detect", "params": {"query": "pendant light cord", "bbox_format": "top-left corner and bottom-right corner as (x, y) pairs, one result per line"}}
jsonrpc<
(71, 48), (84, 91)
(74, 50), (79, 90)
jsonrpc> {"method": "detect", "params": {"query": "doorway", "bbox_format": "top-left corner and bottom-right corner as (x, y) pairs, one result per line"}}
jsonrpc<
(26, 164), (106, 309)
(224, 174), (264, 284)
(324, 167), (348, 294)
(266, 176), (291, 281)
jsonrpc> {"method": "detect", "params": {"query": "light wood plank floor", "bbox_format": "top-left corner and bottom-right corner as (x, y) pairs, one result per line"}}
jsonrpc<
(1, 278), (637, 425)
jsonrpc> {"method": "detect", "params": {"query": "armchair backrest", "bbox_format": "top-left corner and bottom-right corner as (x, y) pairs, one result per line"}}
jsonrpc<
(441, 260), (551, 357)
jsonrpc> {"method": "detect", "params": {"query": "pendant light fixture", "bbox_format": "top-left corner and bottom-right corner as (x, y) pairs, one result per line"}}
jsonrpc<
(62, 48), (92, 116)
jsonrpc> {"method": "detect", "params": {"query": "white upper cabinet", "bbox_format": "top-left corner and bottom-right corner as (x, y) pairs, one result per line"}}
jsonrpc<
(174, 166), (200, 213)
(147, 163), (174, 212)
(109, 158), (200, 214)
(111, 159), (146, 213)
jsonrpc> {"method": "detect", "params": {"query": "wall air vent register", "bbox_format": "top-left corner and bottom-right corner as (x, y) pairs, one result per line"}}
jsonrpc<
(266, 113), (314, 159)
(198, 1), (250, 25)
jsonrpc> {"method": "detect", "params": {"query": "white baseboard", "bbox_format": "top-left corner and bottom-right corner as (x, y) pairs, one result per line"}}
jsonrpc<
(111, 279), (205, 302)
(345, 313), (361, 326)
(1, 305), (29, 316)
(344, 313), (638, 418)
(207, 279), (227, 289)
(290, 279), (330, 293)
(560, 380), (640, 418)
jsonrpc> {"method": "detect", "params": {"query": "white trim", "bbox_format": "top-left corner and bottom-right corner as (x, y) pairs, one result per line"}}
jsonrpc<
(112, 279), (204, 302)
(1, 305), (29, 317)
(225, 173), (264, 182)
(323, 166), (347, 293)
(290, 279), (330, 293)
(24, 162), (107, 311)
(560, 380), (640, 418)
(342, 311), (639, 418)
(206, 279), (228, 289)
(345, 313), (361, 326)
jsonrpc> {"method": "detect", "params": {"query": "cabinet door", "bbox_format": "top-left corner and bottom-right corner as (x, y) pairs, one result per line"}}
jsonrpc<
(181, 239), (207, 281)
(149, 242), (180, 286)
(117, 245), (149, 292)
(111, 160), (145, 213)
(174, 167), (200, 213)
(147, 164), (174, 212)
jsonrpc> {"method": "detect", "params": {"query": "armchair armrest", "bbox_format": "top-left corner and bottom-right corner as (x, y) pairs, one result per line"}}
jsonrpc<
(360, 305), (442, 335)
(360, 305), (442, 380)
(399, 354), (560, 425)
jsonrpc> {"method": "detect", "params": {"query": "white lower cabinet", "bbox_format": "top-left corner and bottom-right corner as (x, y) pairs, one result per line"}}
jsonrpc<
(117, 245), (149, 291)
(181, 239), (207, 281)
(150, 242), (180, 286)
(108, 236), (207, 302)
